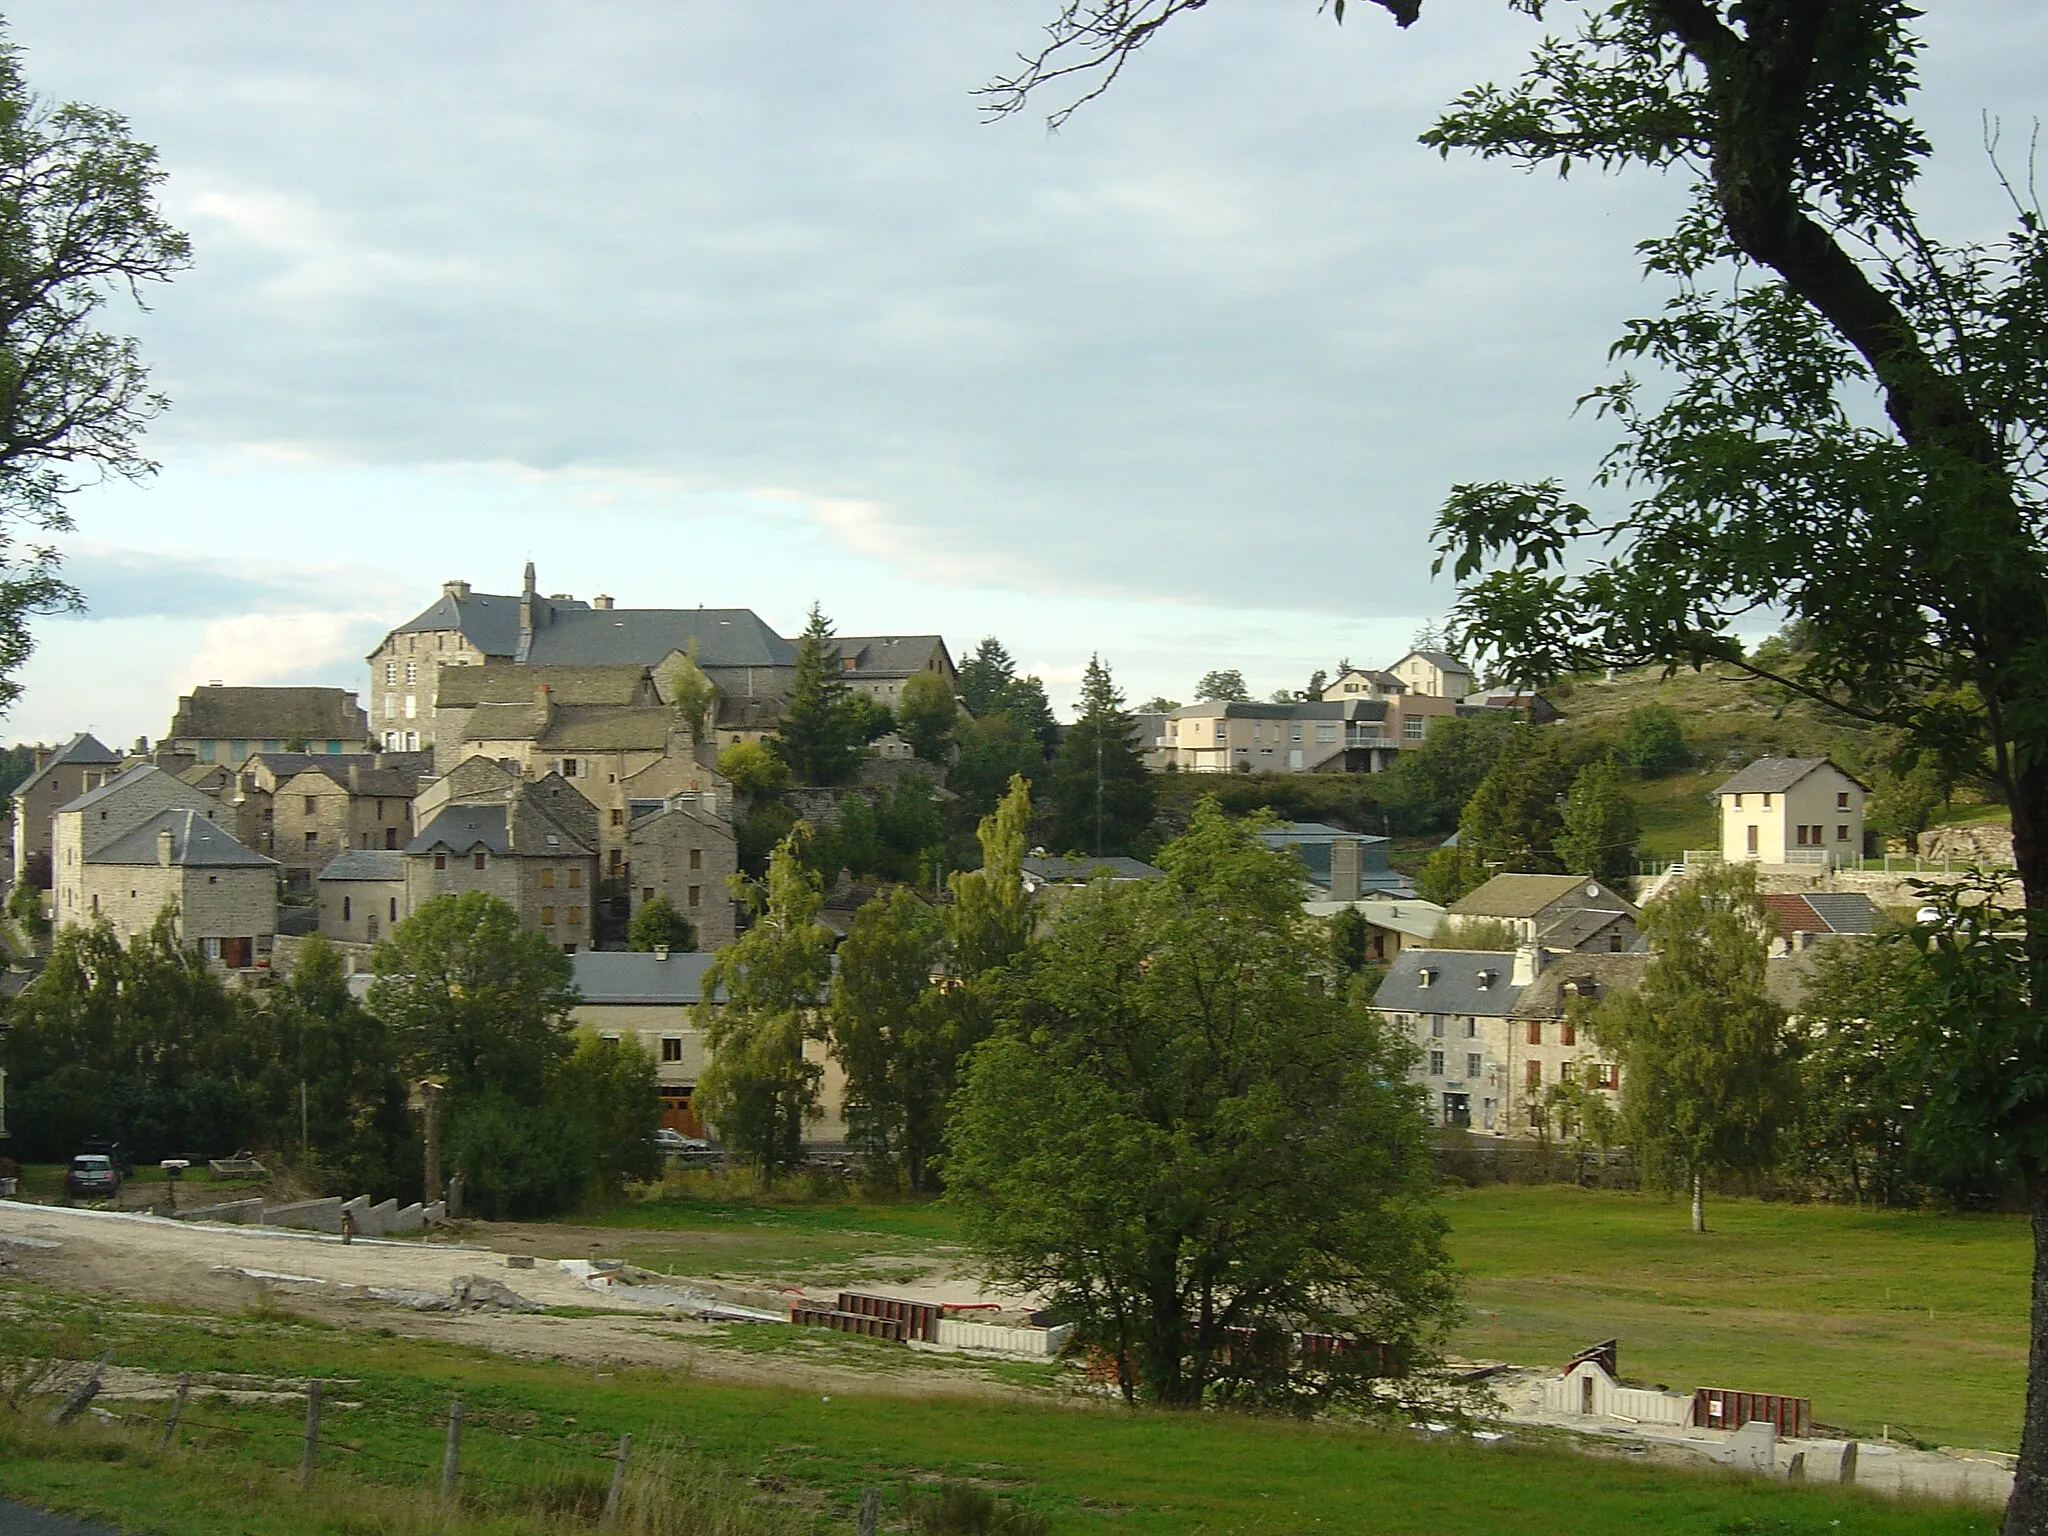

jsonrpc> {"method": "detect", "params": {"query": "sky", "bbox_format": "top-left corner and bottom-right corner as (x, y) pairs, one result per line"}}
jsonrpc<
(1, 2), (2043, 745)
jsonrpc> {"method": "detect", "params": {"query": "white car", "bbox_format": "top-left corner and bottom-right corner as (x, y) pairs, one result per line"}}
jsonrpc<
(652, 1129), (713, 1153)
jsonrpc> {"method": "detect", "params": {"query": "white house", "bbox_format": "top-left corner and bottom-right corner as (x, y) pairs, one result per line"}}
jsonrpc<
(1715, 758), (1866, 867)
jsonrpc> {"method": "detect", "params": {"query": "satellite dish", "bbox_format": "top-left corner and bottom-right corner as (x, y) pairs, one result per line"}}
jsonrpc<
(1586, 883), (1600, 898)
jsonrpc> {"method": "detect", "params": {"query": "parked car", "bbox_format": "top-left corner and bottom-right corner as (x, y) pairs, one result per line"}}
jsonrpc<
(79, 1137), (133, 1177)
(652, 1128), (714, 1154)
(64, 1153), (122, 1199)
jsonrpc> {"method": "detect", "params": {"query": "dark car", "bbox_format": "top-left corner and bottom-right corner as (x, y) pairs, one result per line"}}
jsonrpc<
(63, 1153), (122, 1199)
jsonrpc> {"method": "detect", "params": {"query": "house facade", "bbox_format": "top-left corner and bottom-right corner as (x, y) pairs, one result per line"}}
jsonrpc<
(625, 795), (740, 950)
(316, 849), (408, 946)
(11, 732), (123, 885)
(75, 809), (279, 966)
(403, 774), (602, 951)
(1386, 649), (1476, 699)
(828, 636), (957, 710)
(1716, 757), (1867, 866)
(164, 686), (371, 764)
(1161, 694), (1457, 775)
(53, 765), (234, 932)
(1446, 873), (1644, 953)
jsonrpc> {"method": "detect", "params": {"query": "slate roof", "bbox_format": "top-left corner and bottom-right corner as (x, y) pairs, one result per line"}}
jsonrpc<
(239, 751), (435, 789)
(316, 850), (408, 882)
(1170, 699), (1390, 722)
(831, 636), (952, 678)
(1396, 649), (1471, 673)
(391, 586), (541, 654)
(62, 762), (166, 814)
(1374, 948), (1525, 1019)
(167, 686), (368, 742)
(570, 949), (721, 1005)
(1762, 891), (1882, 937)
(89, 808), (276, 868)
(1508, 952), (1650, 1019)
(526, 607), (794, 669)
(1714, 756), (1867, 795)
(17, 731), (120, 789)
(1022, 855), (1163, 883)
(433, 663), (658, 709)
(407, 803), (513, 856)
(1449, 874), (1637, 921)
(461, 703), (678, 752)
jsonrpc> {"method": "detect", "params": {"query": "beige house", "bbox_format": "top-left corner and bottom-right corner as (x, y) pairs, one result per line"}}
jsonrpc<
(1446, 873), (1644, 954)
(75, 809), (279, 967)
(1324, 667), (1406, 701)
(165, 686), (371, 765)
(316, 849), (408, 946)
(11, 732), (123, 886)
(1162, 694), (1457, 775)
(365, 563), (795, 753)
(53, 765), (235, 933)
(404, 773), (601, 952)
(1716, 757), (1867, 867)
(1386, 649), (1476, 699)
(568, 950), (847, 1144)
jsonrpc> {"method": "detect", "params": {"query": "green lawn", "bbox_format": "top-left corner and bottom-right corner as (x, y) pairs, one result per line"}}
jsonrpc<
(1441, 1186), (2028, 1452)
(0, 1283), (1995, 1536)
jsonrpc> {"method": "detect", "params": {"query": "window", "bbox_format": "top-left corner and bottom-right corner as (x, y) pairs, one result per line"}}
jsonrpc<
(1837, 824), (1850, 841)
(366, 913), (379, 941)
(390, 897), (398, 920)
(610, 849), (624, 872)
(1762, 793), (1773, 807)
(1609, 931), (1624, 952)
(1403, 717), (1426, 740)
(689, 848), (702, 870)
(376, 800), (386, 822)
(384, 695), (397, 720)
(405, 732), (419, 751)
(1290, 723), (1301, 743)
(642, 887), (655, 903)
(404, 660), (418, 684)
(661, 1038), (684, 1063)
(687, 884), (701, 908)
(1429, 1016), (1444, 1039)
(1591, 1063), (1621, 1090)
(304, 795), (319, 814)
(1315, 722), (1336, 743)
(561, 758), (579, 778)
(384, 662), (396, 686)
(1428, 1050), (1444, 1076)
(567, 905), (582, 926)
(541, 906), (556, 925)
(1561, 1020), (1576, 1047)
(1525, 1059), (1542, 1089)
(1746, 825), (1759, 855)
(1562, 1061), (1579, 1084)
(304, 831), (317, 850)
(610, 809), (624, 826)
(1796, 824), (1809, 846)
(1837, 791), (1850, 808)
(467, 850), (483, 870)
(540, 868), (555, 888)
(1526, 1020), (1542, 1046)
(434, 852), (447, 871)
(404, 694), (416, 719)
(1464, 1017), (1477, 1038)
(1732, 793), (1743, 808)
(1467, 1053), (1483, 1079)
(567, 868), (581, 889)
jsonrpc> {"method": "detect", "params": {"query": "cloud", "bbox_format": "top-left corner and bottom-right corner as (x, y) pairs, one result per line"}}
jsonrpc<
(52, 545), (411, 622)
(177, 611), (389, 693)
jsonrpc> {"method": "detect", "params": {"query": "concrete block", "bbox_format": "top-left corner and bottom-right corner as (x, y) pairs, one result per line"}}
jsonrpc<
(364, 1199), (398, 1237)
(263, 1198), (345, 1234)
(1730, 1420), (1778, 1473)
(423, 1201), (447, 1225)
(182, 1198), (264, 1225)
(388, 1203), (423, 1234)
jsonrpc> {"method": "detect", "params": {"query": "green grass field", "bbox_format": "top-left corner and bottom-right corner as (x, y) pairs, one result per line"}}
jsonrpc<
(0, 1282), (1996, 1536)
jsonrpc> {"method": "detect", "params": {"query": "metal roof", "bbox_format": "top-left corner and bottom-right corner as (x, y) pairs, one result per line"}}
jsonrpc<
(89, 808), (276, 868)
(1022, 855), (1163, 883)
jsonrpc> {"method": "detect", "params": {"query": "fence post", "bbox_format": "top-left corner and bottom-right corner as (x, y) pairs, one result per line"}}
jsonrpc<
(158, 1372), (190, 1452)
(858, 1487), (880, 1536)
(301, 1379), (323, 1494)
(45, 1349), (112, 1426)
(602, 1432), (631, 1529)
(1838, 1440), (1858, 1485)
(440, 1399), (464, 1510)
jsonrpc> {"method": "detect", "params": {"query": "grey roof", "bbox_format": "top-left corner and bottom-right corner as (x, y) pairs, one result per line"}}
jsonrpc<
(831, 636), (952, 678)
(1303, 898), (1446, 941)
(1022, 855), (1163, 883)
(1508, 953), (1650, 1019)
(317, 849), (408, 882)
(1714, 756), (1867, 795)
(17, 732), (121, 793)
(1171, 698), (1389, 722)
(1449, 874), (1636, 920)
(526, 607), (794, 669)
(391, 587), (542, 655)
(1801, 892), (1881, 933)
(1374, 948), (1525, 1019)
(90, 808), (276, 868)
(1397, 649), (1471, 673)
(168, 686), (368, 742)
(407, 803), (512, 856)
(62, 761), (167, 814)
(571, 948), (721, 1005)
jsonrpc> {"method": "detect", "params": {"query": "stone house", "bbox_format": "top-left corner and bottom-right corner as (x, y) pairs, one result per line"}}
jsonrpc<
(625, 794), (739, 950)
(1386, 649), (1476, 699)
(430, 663), (663, 772)
(568, 949), (847, 1144)
(828, 636), (957, 710)
(11, 731), (123, 886)
(1445, 873), (1644, 954)
(164, 686), (371, 765)
(52, 765), (235, 933)
(404, 773), (601, 952)
(1716, 757), (1867, 867)
(365, 564), (795, 752)
(316, 849), (408, 946)
(74, 808), (279, 967)
(266, 760), (429, 891)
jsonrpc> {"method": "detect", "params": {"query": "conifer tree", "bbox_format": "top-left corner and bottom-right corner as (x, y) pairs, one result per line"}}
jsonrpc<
(771, 604), (863, 786)
(1048, 655), (1154, 857)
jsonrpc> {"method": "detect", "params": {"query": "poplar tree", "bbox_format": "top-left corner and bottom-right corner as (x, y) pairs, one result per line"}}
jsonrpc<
(697, 828), (834, 1182)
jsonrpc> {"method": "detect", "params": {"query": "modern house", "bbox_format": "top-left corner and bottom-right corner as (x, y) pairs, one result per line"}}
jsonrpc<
(1386, 650), (1475, 699)
(1716, 757), (1867, 867)
(1161, 695), (1456, 775)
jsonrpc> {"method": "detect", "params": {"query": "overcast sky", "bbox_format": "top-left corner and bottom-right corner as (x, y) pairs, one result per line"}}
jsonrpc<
(3, 2), (2042, 745)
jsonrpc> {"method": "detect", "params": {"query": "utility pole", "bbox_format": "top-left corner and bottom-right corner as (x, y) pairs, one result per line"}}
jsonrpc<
(1094, 728), (1104, 857)
(299, 1080), (309, 1164)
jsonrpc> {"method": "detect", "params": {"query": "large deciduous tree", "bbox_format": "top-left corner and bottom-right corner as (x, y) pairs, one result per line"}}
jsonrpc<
(945, 800), (1457, 1411)
(0, 41), (189, 708)
(1591, 862), (1795, 1233)
(1555, 757), (1641, 885)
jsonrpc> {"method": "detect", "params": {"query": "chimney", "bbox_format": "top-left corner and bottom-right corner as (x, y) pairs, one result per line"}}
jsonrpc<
(348, 764), (362, 793)
(593, 594), (614, 610)
(1330, 838), (1363, 903)
(157, 826), (175, 867)
(653, 945), (670, 962)
(442, 579), (471, 600)
(517, 561), (538, 658)
(1512, 943), (1545, 987)
(33, 745), (48, 771)
(132, 736), (149, 755)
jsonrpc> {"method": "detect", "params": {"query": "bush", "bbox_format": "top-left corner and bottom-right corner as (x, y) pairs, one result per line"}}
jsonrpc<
(904, 1484), (1049, 1536)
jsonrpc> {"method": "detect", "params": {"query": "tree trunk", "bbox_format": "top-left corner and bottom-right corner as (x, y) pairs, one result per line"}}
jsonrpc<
(1691, 1171), (1704, 1234)
(2007, 1184), (2048, 1535)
